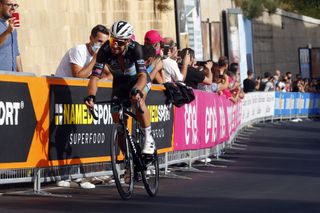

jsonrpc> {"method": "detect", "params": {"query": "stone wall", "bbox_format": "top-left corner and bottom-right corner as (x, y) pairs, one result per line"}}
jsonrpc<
(17, 0), (175, 75)
(253, 9), (320, 77)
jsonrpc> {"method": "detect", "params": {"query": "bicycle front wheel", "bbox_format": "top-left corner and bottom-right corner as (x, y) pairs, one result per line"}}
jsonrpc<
(141, 151), (159, 197)
(110, 125), (134, 200)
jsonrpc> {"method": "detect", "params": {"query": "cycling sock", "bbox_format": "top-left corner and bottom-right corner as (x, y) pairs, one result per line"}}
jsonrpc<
(142, 126), (152, 139)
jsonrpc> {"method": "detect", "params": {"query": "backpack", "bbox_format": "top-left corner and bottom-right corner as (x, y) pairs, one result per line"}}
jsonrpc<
(163, 82), (195, 107)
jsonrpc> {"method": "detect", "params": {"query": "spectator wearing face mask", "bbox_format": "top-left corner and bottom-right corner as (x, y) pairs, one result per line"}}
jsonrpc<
(143, 30), (165, 84)
(55, 25), (111, 78)
(142, 44), (164, 84)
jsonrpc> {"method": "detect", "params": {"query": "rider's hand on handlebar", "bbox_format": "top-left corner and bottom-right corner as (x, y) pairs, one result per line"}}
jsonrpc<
(130, 87), (143, 102)
(84, 95), (96, 109)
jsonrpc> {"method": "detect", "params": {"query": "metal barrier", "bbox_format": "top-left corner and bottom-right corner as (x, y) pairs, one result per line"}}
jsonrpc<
(0, 91), (319, 195)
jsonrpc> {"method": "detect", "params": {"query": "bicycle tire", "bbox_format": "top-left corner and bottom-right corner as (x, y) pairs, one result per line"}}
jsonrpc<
(110, 125), (134, 200)
(141, 151), (160, 197)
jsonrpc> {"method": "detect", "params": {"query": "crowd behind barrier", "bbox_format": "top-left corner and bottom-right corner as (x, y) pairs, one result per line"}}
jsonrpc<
(0, 72), (319, 193)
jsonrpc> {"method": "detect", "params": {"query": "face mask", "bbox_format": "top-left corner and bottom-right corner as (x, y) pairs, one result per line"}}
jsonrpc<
(91, 43), (101, 53)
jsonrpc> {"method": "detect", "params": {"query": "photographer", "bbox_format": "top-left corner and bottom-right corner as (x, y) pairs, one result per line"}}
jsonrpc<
(178, 48), (212, 89)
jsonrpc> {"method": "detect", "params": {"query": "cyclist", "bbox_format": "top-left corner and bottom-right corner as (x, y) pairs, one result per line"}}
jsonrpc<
(84, 20), (155, 156)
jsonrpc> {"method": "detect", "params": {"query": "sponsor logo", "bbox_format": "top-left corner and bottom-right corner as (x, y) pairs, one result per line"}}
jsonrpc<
(184, 104), (198, 145)
(148, 104), (172, 123)
(205, 107), (217, 144)
(0, 101), (24, 125)
(219, 106), (226, 139)
(69, 132), (105, 145)
(54, 104), (113, 125)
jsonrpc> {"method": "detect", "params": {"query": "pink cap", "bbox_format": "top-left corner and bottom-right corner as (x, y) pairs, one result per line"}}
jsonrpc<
(144, 30), (162, 44)
(131, 34), (136, 41)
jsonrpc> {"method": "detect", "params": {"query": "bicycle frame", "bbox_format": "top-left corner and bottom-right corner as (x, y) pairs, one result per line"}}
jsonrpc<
(118, 104), (146, 172)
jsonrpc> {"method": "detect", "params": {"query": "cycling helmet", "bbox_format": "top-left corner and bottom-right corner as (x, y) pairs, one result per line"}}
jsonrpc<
(111, 21), (134, 40)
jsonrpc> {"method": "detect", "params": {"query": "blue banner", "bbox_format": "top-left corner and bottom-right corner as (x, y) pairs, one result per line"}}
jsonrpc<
(274, 92), (319, 117)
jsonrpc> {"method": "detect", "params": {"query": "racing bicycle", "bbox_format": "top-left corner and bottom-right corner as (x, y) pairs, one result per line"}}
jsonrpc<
(88, 99), (159, 200)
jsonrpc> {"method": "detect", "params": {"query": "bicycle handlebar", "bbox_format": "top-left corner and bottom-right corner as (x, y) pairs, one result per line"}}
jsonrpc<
(86, 99), (144, 120)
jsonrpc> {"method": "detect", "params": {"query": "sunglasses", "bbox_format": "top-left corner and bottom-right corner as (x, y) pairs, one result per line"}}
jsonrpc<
(109, 37), (128, 47)
(3, 3), (19, 9)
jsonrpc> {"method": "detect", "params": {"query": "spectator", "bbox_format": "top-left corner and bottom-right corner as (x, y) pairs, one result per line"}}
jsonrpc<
(198, 62), (230, 94)
(264, 75), (276, 92)
(198, 62), (219, 92)
(218, 56), (229, 75)
(229, 62), (245, 99)
(243, 69), (257, 93)
(275, 69), (281, 78)
(143, 30), (164, 83)
(142, 44), (164, 84)
(285, 72), (292, 92)
(292, 74), (303, 92)
(144, 30), (162, 55)
(55, 25), (110, 78)
(178, 48), (212, 89)
(304, 78), (317, 93)
(216, 57), (237, 103)
(162, 38), (190, 83)
(55, 25), (110, 189)
(292, 78), (305, 92)
(259, 72), (271, 91)
(275, 76), (287, 92)
(0, 0), (22, 72)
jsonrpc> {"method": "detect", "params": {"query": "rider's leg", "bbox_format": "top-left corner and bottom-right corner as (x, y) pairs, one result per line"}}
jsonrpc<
(133, 93), (155, 155)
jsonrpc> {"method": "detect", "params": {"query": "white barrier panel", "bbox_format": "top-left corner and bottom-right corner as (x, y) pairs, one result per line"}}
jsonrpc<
(241, 92), (275, 124)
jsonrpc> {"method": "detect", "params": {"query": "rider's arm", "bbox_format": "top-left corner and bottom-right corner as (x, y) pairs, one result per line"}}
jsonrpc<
(85, 46), (107, 107)
(88, 75), (99, 96)
(133, 44), (147, 92)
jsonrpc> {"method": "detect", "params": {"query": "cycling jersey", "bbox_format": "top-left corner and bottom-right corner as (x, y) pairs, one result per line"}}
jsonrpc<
(92, 40), (146, 80)
(91, 40), (151, 112)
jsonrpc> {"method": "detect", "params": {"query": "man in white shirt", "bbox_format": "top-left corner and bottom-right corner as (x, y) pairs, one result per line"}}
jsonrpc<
(161, 38), (190, 82)
(55, 25), (110, 78)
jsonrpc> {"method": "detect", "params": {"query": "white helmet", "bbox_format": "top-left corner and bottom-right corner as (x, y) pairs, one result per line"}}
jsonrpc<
(111, 21), (134, 40)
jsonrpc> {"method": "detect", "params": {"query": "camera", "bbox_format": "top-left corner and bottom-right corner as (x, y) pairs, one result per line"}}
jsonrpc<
(195, 61), (207, 66)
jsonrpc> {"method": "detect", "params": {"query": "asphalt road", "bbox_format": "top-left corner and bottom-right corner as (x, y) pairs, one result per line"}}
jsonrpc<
(0, 119), (320, 213)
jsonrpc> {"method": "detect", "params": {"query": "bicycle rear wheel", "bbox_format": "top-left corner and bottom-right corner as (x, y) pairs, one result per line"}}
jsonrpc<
(141, 151), (159, 197)
(110, 125), (134, 200)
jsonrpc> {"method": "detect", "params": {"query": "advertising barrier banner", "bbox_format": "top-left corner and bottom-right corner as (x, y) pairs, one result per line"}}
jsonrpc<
(274, 92), (320, 117)
(174, 90), (238, 151)
(145, 89), (174, 152)
(241, 92), (275, 124)
(0, 81), (36, 163)
(174, 90), (200, 150)
(49, 85), (113, 160)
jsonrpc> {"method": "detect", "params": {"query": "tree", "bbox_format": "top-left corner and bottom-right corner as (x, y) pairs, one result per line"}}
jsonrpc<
(234, 0), (279, 19)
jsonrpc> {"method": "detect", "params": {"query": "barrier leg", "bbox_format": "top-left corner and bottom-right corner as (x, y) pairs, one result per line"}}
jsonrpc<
(160, 152), (193, 180)
(170, 150), (213, 174)
(4, 168), (71, 198)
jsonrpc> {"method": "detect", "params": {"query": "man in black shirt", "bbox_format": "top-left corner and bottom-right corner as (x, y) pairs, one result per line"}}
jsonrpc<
(178, 48), (212, 89)
(243, 69), (256, 93)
